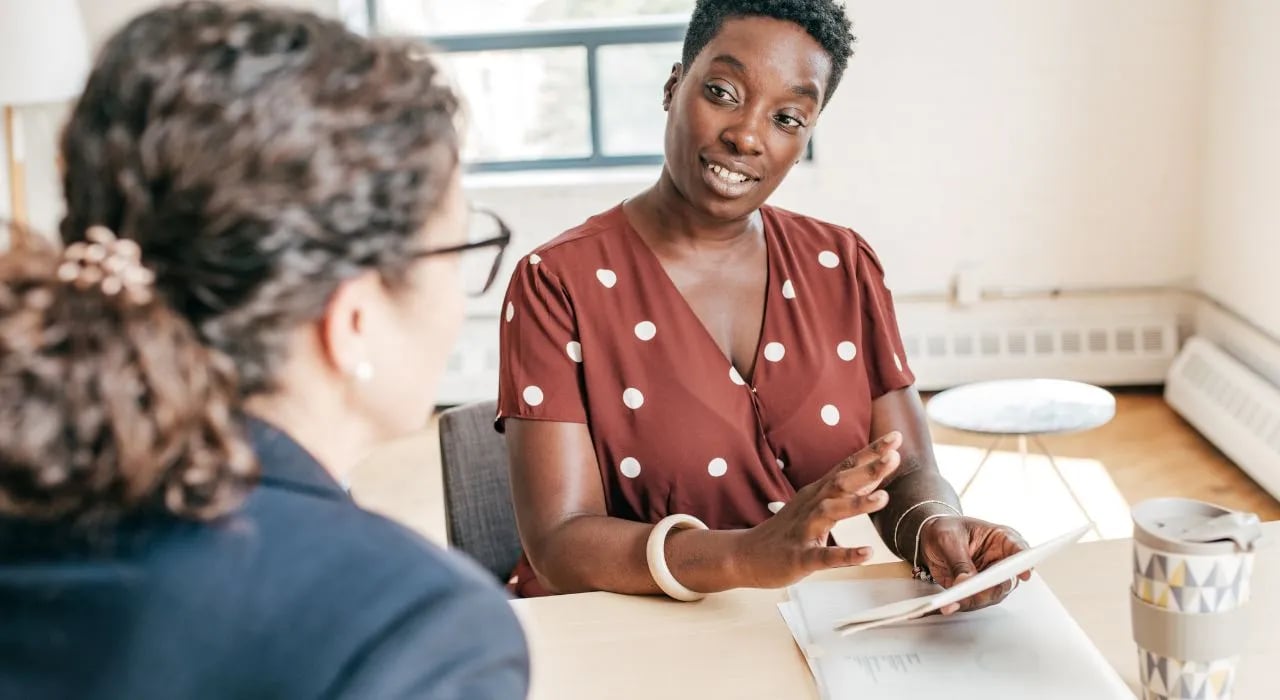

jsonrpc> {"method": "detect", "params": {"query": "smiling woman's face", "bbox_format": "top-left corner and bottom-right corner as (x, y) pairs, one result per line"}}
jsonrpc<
(661, 16), (832, 223)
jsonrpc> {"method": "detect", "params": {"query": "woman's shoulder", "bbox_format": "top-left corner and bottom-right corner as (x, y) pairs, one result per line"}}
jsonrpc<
(526, 204), (630, 265)
(242, 481), (493, 593)
(762, 205), (886, 273)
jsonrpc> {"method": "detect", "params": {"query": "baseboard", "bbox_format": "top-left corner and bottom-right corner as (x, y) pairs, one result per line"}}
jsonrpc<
(438, 292), (1193, 405)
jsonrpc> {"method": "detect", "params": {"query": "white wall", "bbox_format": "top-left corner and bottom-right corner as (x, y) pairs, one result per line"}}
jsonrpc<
(2, 0), (340, 237)
(1199, 0), (1280, 340)
(471, 0), (1210, 303)
(4, 0), (1218, 311)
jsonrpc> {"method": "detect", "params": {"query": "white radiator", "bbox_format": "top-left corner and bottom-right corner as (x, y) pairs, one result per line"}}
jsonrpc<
(436, 305), (1183, 406)
(901, 315), (1180, 391)
(1165, 335), (1280, 500)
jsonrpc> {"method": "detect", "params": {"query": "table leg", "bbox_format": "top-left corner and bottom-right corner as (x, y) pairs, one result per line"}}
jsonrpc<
(958, 435), (1004, 498)
(1032, 435), (1103, 538)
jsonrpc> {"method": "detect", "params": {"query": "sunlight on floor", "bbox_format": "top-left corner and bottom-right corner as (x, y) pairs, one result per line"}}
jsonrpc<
(834, 441), (1132, 565)
(933, 443), (1133, 545)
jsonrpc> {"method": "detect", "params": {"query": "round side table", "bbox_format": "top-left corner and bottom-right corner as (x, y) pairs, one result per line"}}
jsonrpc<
(926, 378), (1117, 536)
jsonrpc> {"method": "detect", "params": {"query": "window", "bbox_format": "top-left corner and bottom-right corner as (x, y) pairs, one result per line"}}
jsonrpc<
(362, 0), (696, 172)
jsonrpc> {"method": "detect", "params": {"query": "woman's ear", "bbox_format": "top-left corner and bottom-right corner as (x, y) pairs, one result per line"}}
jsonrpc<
(318, 272), (381, 380)
(662, 62), (683, 112)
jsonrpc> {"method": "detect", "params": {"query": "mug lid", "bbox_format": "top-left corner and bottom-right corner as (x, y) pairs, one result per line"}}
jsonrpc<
(1132, 498), (1263, 554)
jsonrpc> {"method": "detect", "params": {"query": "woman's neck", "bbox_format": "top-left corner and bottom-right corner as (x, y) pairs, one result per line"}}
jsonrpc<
(632, 169), (761, 249)
(243, 388), (374, 486)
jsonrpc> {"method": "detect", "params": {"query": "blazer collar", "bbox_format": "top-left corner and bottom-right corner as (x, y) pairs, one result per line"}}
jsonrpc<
(244, 415), (351, 502)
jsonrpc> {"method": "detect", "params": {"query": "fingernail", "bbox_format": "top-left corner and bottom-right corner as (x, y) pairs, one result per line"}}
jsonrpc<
(857, 547), (872, 556)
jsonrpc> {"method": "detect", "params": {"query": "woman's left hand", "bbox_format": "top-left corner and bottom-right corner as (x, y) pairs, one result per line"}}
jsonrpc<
(917, 516), (1031, 615)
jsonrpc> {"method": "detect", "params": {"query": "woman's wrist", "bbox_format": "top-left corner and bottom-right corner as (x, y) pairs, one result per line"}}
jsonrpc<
(891, 500), (961, 559)
(663, 526), (752, 594)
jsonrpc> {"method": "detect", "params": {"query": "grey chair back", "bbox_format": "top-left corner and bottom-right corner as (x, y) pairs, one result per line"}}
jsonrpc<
(438, 401), (523, 583)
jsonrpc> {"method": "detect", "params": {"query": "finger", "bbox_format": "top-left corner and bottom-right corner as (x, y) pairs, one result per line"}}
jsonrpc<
(804, 491), (889, 540)
(834, 431), (903, 472)
(975, 527), (1033, 581)
(804, 545), (874, 572)
(951, 575), (1016, 613)
(926, 528), (978, 588)
(830, 448), (901, 497)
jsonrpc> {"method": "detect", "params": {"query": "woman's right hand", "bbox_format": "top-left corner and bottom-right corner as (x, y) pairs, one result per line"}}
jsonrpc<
(730, 431), (903, 589)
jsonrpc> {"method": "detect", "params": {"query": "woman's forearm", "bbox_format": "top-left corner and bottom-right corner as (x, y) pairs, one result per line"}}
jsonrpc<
(528, 515), (749, 596)
(868, 388), (962, 562)
(871, 457), (961, 561)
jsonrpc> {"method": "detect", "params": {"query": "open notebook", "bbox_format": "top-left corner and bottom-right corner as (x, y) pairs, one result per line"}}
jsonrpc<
(779, 527), (1133, 699)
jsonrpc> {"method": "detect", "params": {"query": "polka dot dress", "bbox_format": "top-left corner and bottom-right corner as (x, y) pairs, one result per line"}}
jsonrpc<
(497, 205), (914, 597)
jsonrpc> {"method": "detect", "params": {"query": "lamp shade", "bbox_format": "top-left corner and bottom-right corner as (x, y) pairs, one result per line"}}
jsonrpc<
(0, 0), (91, 105)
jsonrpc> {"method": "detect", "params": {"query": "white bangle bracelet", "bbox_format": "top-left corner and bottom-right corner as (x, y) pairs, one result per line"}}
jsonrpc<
(646, 514), (710, 602)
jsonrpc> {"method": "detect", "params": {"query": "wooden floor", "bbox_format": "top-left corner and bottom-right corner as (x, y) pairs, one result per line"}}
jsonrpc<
(931, 389), (1280, 522)
(348, 390), (1280, 551)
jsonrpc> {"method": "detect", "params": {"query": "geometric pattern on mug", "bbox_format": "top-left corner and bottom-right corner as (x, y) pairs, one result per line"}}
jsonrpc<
(1133, 544), (1254, 612)
(1138, 649), (1237, 700)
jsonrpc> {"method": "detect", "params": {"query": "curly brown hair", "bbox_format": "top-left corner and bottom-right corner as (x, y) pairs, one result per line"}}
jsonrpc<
(0, 235), (257, 524)
(0, 2), (462, 525)
(59, 1), (462, 395)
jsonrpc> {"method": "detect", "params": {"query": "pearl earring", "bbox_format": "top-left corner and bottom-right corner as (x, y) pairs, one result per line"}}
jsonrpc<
(352, 361), (375, 383)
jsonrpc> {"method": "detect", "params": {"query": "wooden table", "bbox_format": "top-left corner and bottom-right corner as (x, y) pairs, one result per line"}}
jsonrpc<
(511, 521), (1280, 699)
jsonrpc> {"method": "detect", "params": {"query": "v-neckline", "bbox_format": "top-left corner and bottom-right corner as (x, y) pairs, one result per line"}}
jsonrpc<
(615, 204), (776, 388)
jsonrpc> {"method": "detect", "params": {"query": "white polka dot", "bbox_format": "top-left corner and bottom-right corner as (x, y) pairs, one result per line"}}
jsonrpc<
(729, 366), (746, 386)
(522, 386), (544, 406)
(623, 387), (645, 409)
(894, 353), (904, 371)
(529, 253), (542, 265)
(596, 269), (617, 288)
(566, 341), (583, 363)
(818, 250), (840, 268)
(634, 321), (657, 341)
(837, 341), (858, 362)
(505, 301), (515, 322)
(708, 458), (728, 477)
(764, 342), (786, 362)
(781, 279), (796, 300)
(821, 404), (841, 426)
(620, 457), (641, 479)
(767, 501), (786, 514)
(776, 458), (786, 470)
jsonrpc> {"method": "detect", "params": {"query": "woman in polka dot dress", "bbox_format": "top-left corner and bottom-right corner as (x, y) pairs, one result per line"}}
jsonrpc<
(497, 0), (1031, 606)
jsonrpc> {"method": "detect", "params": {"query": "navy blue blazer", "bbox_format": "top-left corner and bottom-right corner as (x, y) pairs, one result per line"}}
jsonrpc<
(0, 418), (529, 699)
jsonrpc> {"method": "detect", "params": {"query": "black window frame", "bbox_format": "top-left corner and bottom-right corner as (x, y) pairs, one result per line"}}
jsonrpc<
(362, 2), (813, 173)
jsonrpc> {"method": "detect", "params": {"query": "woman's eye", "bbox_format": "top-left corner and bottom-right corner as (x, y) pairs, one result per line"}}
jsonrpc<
(707, 84), (733, 101)
(776, 114), (804, 129)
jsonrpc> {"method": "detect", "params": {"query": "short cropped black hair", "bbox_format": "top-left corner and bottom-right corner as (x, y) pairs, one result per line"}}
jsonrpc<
(681, 0), (856, 107)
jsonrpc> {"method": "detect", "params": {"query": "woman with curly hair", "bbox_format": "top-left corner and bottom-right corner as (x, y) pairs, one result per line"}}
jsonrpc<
(0, 3), (526, 698)
(499, 0), (1030, 605)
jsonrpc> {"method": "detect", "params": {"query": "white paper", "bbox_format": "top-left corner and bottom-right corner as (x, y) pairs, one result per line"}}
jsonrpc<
(780, 576), (1134, 700)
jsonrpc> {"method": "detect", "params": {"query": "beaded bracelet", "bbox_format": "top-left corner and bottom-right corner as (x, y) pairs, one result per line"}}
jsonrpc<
(910, 513), (953, 583)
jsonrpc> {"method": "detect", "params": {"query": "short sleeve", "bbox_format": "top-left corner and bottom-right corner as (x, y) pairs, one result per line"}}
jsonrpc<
(496, 256), (588, 432)
(856, 236), (916, 398)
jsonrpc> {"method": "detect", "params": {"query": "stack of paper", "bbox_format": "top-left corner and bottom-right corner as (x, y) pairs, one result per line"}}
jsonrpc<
(779, 528), (1133, 698)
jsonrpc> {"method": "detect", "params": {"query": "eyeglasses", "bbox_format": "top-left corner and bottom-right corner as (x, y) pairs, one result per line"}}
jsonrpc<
(407, 207), (511, 297)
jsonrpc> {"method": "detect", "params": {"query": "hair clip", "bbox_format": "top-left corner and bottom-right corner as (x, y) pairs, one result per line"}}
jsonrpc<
(57, 226), (155, 305)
